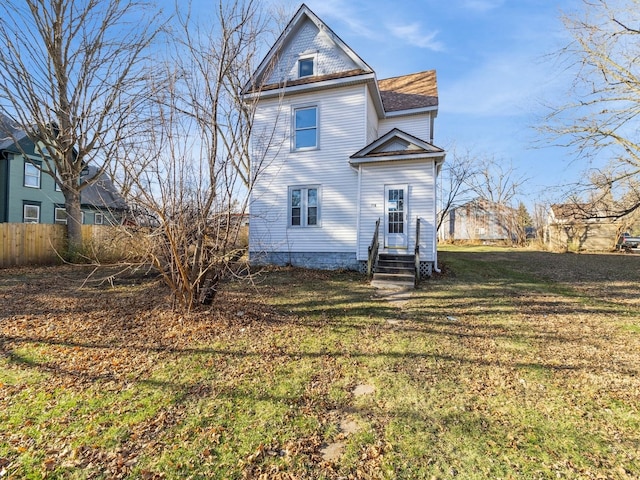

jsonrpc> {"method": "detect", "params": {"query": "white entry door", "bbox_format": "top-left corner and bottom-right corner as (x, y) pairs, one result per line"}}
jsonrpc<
(384, 185), (408, 249)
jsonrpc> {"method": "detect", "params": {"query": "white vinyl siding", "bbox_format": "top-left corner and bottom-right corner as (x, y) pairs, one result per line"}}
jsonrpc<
(250, 85), (365, 254)
(379, 113), (432, 142)
(365, 85), (379, 144)
(357, 160), (437, 261)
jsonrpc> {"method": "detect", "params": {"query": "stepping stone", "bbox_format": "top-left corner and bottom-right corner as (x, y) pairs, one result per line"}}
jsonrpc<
(353, 384), (375, 396)
(320, 441), (345, 462)
(340, 418), (359, 435)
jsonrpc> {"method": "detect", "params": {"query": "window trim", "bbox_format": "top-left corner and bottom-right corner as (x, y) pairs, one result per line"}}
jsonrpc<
(24, 159), (41, 189)
(23, 202), (40, 223)
(292, 105), (318, 151)
(54, 207), (67, 224)
(94, 212), (104, 225)
(297, 55), (316, 78)
(288, 185), (321, 228)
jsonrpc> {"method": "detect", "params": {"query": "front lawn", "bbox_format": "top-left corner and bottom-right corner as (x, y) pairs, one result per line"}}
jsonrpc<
(1, 247), (639, 478)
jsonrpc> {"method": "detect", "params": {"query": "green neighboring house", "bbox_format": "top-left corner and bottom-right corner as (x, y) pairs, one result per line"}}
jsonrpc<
(0, 114), (127, 225)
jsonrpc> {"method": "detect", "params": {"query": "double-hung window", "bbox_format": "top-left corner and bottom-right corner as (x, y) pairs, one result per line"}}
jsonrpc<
(290, 186), (319, 227)
(24, 160), (41, 188)
(23, 203), (40, 223)
(55, 207), (67, 224)
(293, 106), (317, 150)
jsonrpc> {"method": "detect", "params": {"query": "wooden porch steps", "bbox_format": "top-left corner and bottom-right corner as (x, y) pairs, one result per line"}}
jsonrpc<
(371, 253), (416, 289)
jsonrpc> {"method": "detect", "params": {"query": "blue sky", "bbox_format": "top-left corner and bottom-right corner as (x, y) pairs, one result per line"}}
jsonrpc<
(279, 0), (586, 205)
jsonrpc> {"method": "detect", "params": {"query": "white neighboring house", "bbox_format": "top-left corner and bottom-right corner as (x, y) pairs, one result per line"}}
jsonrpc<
(243, 4), (446, 277)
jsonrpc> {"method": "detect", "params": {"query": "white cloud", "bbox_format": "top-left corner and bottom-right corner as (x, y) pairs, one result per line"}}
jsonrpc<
(387, 22), (445, 51)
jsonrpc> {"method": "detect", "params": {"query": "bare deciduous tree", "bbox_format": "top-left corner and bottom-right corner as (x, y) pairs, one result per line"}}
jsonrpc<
(467, 157), (527, 206)
(121, 0), (275, 311)
(437, 146), (481, 231)
(544, 0), (640, 217)
(438, 150), (528, 244)
(0, 0), (162, 254)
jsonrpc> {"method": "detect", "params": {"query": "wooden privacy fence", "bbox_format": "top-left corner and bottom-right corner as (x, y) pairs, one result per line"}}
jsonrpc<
(0, 223), (147, 267)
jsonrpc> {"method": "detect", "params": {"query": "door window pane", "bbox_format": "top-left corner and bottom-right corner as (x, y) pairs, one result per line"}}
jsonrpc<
(387, 189), (404, 234)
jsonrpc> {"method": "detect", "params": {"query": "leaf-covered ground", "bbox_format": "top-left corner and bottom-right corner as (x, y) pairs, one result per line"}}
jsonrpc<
(1, 247), (639, 479)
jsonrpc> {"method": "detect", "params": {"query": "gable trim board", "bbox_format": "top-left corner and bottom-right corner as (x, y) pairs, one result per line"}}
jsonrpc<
(244, 4), (374, 94)
(245, 4), (445, 274)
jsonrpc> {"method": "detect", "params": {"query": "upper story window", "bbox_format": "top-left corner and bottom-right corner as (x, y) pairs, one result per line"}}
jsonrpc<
(293, 106), (318, 150)
(24, 160), (41, 188)
(298, 57), (314, 78)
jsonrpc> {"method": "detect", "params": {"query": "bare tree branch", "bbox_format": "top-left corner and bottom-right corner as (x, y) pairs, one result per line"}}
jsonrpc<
(0, 0), (164, 254)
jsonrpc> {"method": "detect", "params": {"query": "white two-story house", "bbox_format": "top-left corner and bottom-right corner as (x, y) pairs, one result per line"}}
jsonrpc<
(243, 4), (446, 279)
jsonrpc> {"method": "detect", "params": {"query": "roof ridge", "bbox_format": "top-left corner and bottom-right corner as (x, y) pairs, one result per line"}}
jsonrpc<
(378, 69), (436, 83)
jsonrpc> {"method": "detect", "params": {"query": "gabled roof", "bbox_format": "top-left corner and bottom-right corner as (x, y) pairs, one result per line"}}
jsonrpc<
(81, 165), (128, 210)
(244, 4), (373, 94)
(549, 202), (619, 223)
(0, 113), (27, 151)
(456, 197), (514, 213)
(378, 70), (438, 112)
(244, 4), (439, 120)
(349, 128), (444, 165)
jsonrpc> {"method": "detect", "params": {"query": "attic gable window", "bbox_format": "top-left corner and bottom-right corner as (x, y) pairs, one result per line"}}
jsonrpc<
(298, 57), (314, 78)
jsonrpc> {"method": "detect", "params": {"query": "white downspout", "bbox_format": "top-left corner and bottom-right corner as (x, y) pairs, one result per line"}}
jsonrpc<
(433, 159), (441, 273)
(356, 164), (362, 260)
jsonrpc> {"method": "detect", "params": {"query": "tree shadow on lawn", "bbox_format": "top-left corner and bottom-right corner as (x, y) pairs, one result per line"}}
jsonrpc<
(436, 248), (640, 285)
(2, 260), (639, 396)
(3, 322), (638, 395)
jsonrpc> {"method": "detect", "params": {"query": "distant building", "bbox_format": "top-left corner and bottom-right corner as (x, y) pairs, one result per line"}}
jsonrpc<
(0, 114), (127, 225)
(441, 198), (515, 242)
(544, 203), (624, 251)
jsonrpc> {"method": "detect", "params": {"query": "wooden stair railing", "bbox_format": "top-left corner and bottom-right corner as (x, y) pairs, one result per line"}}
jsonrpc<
(415, 217), (421, 283)
(367, 218), (380, 279)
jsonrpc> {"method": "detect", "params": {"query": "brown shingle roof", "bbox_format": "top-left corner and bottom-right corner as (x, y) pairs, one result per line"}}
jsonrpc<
(252, 69), (369, 93)
(551, 203), (611, 221)
(378, 70), (438, 112)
